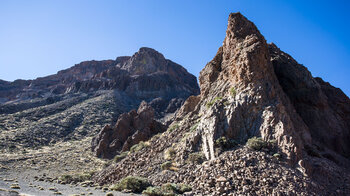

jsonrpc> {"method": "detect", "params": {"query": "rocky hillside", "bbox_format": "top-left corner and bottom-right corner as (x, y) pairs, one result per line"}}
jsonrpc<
(93, 13), (350, 195)
(0, 47), (199, 151)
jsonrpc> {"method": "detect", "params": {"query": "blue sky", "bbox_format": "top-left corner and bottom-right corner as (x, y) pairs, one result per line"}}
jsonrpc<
(0, 0), (349, 96)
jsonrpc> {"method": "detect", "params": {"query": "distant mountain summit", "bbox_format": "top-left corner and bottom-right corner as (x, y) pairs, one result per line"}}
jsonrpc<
(0, 47), (198, 104)
(0, 48), (199, 148)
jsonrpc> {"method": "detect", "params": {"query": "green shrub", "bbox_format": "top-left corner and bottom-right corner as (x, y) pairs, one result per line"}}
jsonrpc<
(142, 186), (164, 196)
(187, 152), (205, 164)
(142, 183), (192, 196)
(164, 148), (176, 160)
(230, 87), (236, 96)
(130, 141), (149, 153)
(167, 123), (179, 132)
(161, 161), (172, 170)
(190, 122), (199, 132)
(246, 137), (268, 151)
(215, 136), (237, 150)
(273, 153), (281, 159)
(109, 176), (151, 193)
(178, 183), (192, 193)
(113, 151), (129, 163)
(206, 96), (223, 108)
(59, 171), (94, 184)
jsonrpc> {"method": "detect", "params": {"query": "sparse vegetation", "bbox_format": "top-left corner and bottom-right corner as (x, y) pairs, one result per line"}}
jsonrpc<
(109, 176), (151, 193)
(130, 141), (150, 153)
(230, 87), (236, 96)
(113, 151), (129, 163)
(246, 137), (268, 151)
(206, 96), (223, 108)
(167, 123), (179, 132)
(59, 171), (95, 184)
(164, 148), (176, 160)
(190, 122), (199, 132)
(273, 153), (281, 159)
(215, 136), (237, 150)
(187, 152), (205, 164)
(142, 183), (192, 196)
(161, 161), (173, 170)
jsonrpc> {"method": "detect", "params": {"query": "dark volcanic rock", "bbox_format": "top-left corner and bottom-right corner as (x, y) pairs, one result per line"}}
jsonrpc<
(92, 101), (166, 159)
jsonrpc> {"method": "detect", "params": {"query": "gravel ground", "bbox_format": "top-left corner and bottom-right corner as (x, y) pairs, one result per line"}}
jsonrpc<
(0, 170), (133, 196)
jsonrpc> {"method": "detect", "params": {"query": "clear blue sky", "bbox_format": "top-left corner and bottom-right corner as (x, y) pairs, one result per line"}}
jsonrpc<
(0, 0), (349, 96)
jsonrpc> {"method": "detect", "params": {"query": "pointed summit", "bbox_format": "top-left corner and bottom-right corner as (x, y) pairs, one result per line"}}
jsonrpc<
(117, 47), (167, 75)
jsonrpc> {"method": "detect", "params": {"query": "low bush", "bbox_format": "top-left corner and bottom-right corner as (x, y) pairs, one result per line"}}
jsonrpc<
(230, 87), (236, 96)
(215, 136), (237, 150)
(246, 137), (268, 151)
(187, 152), (205, 164)
(206, 96), (223, 108)
(190, 122), (199, 132)
(142, 183), (192, 196)
(130, 141), (149, 153)
(113, 151), (129, 163)
(161, 161), (172, 170)
(164, 148), (176, 160)
(59, 171), (95, 184)
(167, 123), (179, 132)
(109, 176), (151, 193)
(273, 153), (281, 159)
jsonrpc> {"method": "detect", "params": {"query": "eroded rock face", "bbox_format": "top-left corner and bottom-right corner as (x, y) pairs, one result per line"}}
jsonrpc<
(91, 101), (166, 159)
(193, 13), (311, 163)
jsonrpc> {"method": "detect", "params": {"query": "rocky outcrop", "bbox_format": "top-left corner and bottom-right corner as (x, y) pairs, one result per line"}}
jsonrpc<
(192, 13), (312, 164)
(92, 101), (166, 159)
(94, 13), (350, 195)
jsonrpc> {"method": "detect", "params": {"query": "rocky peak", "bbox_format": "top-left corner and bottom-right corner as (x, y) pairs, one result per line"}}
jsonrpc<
(196, 12), (310, 163)
(117, 47), (168, 75)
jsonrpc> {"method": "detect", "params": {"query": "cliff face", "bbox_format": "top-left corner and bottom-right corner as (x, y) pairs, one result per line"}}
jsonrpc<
(0, 48), (199, 149)
(94, 13), (350, 195)
(270, 43), (350, 161)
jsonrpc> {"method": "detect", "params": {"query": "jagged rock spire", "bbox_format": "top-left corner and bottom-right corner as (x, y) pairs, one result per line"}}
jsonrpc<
(197, 12), (311, 164)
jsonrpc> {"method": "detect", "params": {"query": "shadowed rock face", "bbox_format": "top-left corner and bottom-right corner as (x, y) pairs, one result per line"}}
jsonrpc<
(93, 13), (350, 195)
(91, 101), (166, 159)
(269, 44), (350, 160)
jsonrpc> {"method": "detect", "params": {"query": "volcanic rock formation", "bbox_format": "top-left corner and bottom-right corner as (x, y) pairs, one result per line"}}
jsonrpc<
(92, 101), (166, 159)
(93, 13), (350, 195)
